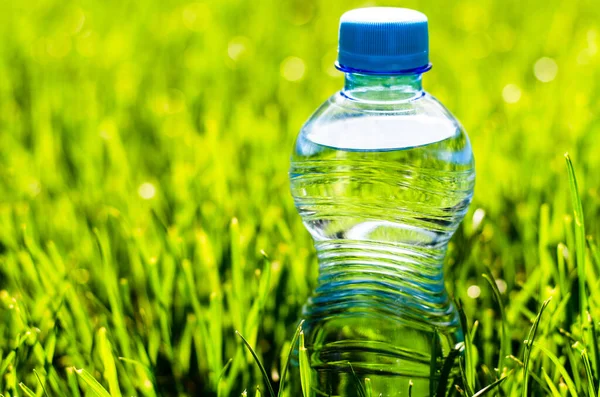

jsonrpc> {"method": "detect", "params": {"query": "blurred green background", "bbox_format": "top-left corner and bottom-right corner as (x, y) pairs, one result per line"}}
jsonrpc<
(0, 0), (599, 395)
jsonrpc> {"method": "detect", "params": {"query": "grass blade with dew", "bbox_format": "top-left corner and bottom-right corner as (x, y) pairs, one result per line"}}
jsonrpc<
(278, 320), (304, 397)
(482, 271), (508, 375)
(73, 368), (112, 397)
(522, 297), (551, 397)
(565, 153), (587, 321)
(299, 331), (311, 397)
(236, 330), (276, 397)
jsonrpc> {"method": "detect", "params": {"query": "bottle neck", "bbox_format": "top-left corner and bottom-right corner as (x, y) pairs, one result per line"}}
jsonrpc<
(342, 72), (424, 102)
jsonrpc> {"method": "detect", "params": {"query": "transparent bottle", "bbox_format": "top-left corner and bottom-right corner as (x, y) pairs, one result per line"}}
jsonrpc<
(289, 8), (475, 397)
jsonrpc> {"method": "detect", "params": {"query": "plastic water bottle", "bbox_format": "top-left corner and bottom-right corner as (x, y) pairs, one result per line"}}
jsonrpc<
(289, 8), (475, 396)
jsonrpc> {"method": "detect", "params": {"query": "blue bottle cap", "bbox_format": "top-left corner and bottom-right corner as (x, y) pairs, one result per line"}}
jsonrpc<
(336, 7), (431, 74)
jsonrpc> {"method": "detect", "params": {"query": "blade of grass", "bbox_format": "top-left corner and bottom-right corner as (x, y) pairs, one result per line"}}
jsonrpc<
(74, 368), (112, 397)
(278, 320), (304, 397)
(231, 218), (246, 331)
(429, 328), (440, 397)
(97, 327), (122, 397)
(482, 271), (508, 374)
(217, 358), (233, 397)
(346, 361), (366, 397)
(472, 371), (512, 397)
(528, 342), (577, 397)
(0, 351), (15, 378)
(456, 299), (475, 394)
(587, 301), (600, 379)
(243, 252), (272, 353)
(565, 153), (587, 321)
(586, 308), (600, 393)
(436, 346), (461, 397)
(557, 243), (568, 298)
(219, 358), (233, 383)
(33, 369), (50, 397)
(66, 367), (82, 397)
(19, 383), (36, 397)
(236, 330), (275, 397)
(522, 297), (551, 397)
(118, 356), (157, 392)
(541, 367), (562, 397)
(299, 331), (311, 397)
(572, 341), (597, 397)
(458, 353), (474, 396)
(588, 236), (600, 275)
(469, 320), (479, 344)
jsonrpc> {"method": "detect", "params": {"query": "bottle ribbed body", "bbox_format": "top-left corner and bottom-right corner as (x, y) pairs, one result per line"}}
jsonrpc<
(289, 83), (475, 396)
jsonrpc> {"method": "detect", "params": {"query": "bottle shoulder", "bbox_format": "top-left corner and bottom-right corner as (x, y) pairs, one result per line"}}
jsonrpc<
(306, 90), (462, 129)
(295, 90), (472, 156)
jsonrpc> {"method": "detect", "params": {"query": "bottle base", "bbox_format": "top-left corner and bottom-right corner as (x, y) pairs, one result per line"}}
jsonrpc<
(290, 312), (462, 397)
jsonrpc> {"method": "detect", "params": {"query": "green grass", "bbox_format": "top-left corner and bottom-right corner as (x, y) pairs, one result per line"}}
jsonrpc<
(0, 0), (599, 395)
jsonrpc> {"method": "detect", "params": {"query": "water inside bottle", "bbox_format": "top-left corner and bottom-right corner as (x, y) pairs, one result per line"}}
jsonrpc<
(289, 114), (475, 396)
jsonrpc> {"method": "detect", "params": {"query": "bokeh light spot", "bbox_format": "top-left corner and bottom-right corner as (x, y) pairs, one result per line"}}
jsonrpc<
(467, 285), (481, 299)
(227, 37), (249, 61)
(281, 56), (306, 82)
(502, 84), (522, 104)
(28, 181), (41, 197)
(472, 208), (486, 229)
(534, 57), (558, 82)
(138, 183), (156, 200)
(495, 279), (507, 294)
